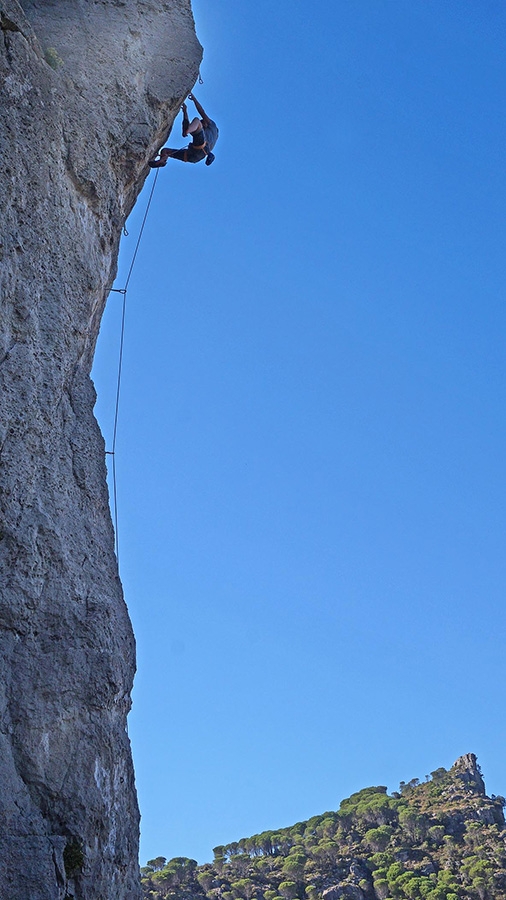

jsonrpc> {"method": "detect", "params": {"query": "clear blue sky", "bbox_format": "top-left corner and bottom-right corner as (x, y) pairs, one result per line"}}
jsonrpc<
(92, 0), (506, 867)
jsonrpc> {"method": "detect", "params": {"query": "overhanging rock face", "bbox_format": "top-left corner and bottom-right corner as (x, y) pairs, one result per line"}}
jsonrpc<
(0, 2), (202, 897)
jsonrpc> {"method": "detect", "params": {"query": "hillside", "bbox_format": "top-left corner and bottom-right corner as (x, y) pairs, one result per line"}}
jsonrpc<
(141, 755), (505, 900)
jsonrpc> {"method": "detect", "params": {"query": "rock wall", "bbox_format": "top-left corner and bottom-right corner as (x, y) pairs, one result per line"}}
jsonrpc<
(0, 3), (202, 898)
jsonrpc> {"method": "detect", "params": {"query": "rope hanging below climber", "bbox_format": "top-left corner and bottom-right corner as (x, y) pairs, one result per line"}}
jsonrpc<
(106, 168), (160, 562)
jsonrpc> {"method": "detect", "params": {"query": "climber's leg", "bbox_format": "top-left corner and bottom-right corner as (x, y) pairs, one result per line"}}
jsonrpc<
(148, 148), (174, 168)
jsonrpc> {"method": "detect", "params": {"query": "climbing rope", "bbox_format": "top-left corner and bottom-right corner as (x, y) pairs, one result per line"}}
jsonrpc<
(106, 168), (160, 564)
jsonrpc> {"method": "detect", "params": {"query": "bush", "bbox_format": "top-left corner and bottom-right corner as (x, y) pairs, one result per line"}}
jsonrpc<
(63, 840), (84, 877)
(44, 47), (64, 69)
(364, 826), (394, 852)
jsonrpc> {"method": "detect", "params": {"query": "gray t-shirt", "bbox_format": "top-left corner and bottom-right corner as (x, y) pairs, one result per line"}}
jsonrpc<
(203, 119), (219, 150)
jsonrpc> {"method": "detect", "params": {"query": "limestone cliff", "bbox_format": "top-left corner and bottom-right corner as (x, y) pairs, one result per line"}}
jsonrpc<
(0, 2), (202, 898)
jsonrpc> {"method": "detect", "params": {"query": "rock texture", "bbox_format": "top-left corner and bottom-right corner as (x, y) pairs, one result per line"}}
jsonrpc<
(452, 752), (486, 795)
(0, 2), (202, 898)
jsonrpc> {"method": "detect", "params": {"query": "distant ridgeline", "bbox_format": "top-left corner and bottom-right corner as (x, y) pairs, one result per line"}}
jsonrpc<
(142, 755), (505, 900)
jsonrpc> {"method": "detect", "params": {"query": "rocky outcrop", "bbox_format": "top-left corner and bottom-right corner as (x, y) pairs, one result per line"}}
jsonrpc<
(452, 752), (486, 794)
(322, 886), (366, 900)
(0, 2), (202, 898)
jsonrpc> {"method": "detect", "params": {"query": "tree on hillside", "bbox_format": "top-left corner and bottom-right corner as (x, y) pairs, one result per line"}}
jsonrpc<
(147, 858), (167, 872)
(278, 882), (298, 900)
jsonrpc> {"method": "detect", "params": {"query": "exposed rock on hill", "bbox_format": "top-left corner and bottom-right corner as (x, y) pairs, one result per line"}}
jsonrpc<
(0, 2), (201, 898)
(142, 755), (506, 900)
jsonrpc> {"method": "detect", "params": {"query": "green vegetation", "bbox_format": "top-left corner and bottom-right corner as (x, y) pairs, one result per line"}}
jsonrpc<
(63, 839), (84, 877)
(142, 756), (506, 900)
(44, 47), (63, 69)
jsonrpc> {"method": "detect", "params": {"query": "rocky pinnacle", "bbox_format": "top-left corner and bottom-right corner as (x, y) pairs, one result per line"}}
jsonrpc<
(0, 2), (202, 897)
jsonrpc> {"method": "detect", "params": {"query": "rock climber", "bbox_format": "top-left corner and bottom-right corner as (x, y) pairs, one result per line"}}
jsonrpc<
(148, 93), (218, 168)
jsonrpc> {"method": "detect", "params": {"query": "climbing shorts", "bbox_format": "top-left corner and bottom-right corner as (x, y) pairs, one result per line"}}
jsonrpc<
(170, 146), (206, 163)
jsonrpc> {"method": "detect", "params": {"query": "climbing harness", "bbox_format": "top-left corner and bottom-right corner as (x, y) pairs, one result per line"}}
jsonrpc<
(106, 168), (160, 565)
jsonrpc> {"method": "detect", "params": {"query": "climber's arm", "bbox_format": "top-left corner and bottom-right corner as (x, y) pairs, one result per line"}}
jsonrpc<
(189, 93), (210, 127)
